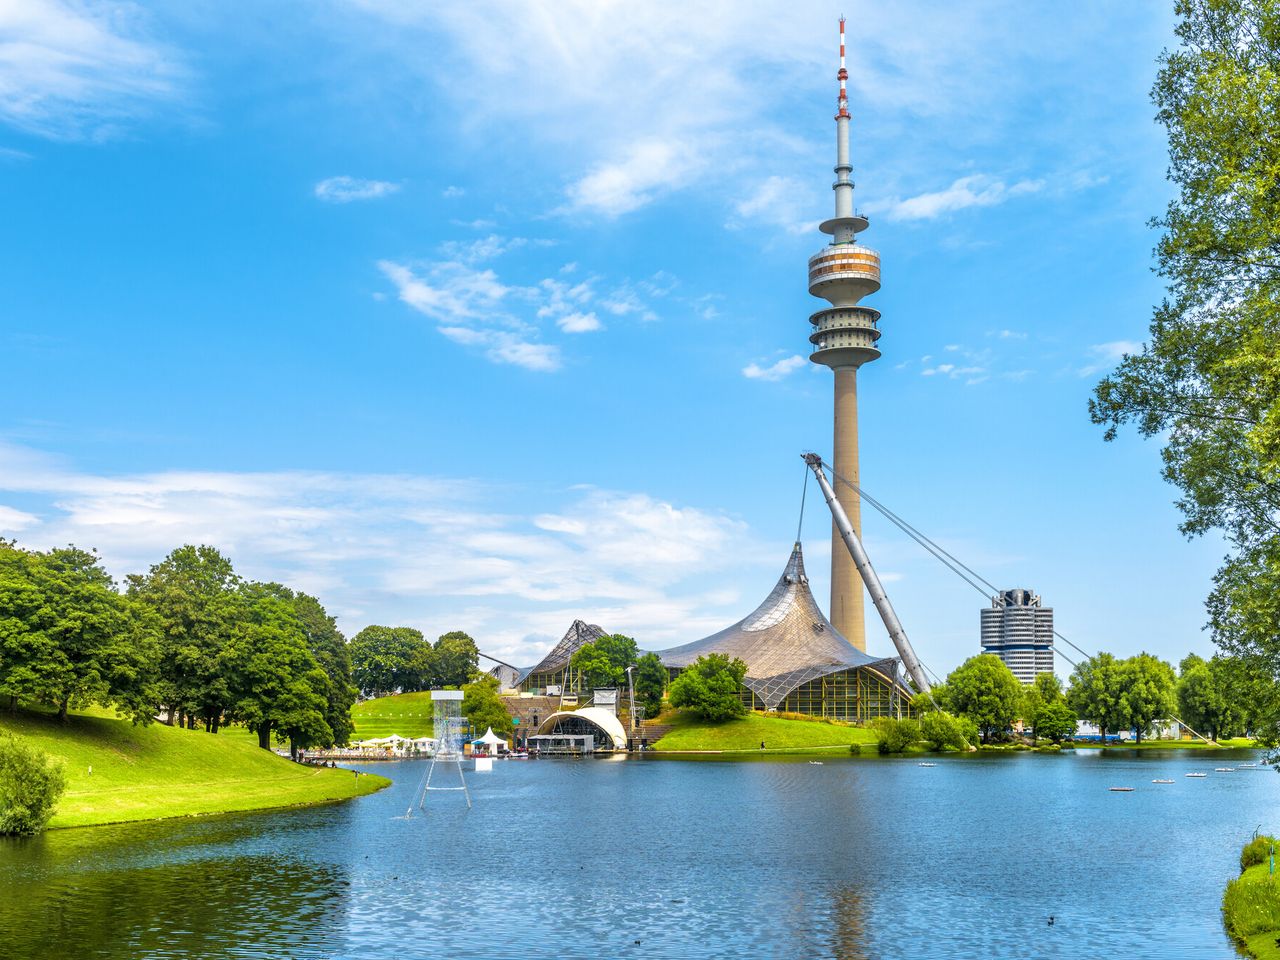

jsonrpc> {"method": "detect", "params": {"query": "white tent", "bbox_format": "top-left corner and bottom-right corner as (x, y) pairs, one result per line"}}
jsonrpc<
(472, 727), (510, 753)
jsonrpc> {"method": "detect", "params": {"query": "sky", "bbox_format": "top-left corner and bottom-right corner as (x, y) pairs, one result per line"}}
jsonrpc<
(0, 1), (1221, 677)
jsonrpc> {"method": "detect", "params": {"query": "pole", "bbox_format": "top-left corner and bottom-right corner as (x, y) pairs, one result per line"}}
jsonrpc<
(626, 665), (638, 734)
(803, 453), (931, 694)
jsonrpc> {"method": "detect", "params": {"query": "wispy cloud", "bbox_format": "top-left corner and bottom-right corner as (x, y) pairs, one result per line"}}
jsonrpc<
(564, 139), (705, 217)
(1079, 340), (1142, 377)
(871, 174), (1044, 222)
(441, 185), (464, 198)
(0, 442), (762, 662)
(730, 175), (817, 235)
(743, 355), (806, 381)
(555, 312), (601, 334)
(0, 0), (187, 139)
(314, 175), (401, 203)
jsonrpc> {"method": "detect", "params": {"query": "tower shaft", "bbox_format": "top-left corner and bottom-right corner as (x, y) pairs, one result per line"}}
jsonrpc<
(807, 17), (882, 652)
(830, 366), (866, 649)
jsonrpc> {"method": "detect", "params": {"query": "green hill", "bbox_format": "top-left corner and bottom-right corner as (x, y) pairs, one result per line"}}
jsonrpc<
(352, 692), (437, 738)
(652, 712), (880, 753)
(0, 707), (390, 829)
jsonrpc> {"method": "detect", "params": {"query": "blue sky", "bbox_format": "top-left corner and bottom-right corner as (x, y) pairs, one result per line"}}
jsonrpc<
(0, 1), (1219, 675)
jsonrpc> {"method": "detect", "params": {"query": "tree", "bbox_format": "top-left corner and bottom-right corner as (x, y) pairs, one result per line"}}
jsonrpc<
(126, 545), (241, 729)
(1021, 672), (1066, 742)
(632, 652), (667, 719)
(349, 626), (432, 695)
(0, 544), (159, 723)
(1035, 701), (1079, 744)
(461, 674), (513, 737)
(1088, 2), (1280, 726)
(433, 631), (479, 687)
(570, 634), (639, 691)
(1068, 653), (1129, 742)
(0, 737), (65, 835)
(257, 584), (357, 747)
(1120, 653), (1177, 743)
(223, 586), (330, 753)
(667, 654), (749, 722)
(944, 655), (1023, 743)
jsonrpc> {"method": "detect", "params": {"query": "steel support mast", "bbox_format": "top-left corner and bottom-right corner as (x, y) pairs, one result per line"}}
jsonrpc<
(803, 453), (931, 694)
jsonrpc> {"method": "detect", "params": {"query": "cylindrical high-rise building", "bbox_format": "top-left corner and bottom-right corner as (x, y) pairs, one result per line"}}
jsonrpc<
(808, 18), (882, 652)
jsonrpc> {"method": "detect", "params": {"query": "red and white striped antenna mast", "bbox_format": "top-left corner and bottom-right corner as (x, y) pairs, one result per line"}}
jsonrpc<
(837, 16), (850, 119)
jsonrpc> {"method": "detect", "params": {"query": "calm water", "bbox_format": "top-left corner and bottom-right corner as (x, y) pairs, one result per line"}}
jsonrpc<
(1, 749), (1275, 959)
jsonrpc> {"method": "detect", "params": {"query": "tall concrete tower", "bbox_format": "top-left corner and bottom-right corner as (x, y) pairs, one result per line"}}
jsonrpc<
(808, 17), (882, 652)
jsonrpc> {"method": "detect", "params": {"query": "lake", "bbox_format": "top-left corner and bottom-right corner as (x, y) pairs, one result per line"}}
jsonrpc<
(1, 749), (1274, 959)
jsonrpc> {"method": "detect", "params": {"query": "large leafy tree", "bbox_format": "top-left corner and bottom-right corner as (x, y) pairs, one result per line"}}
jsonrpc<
(570, 634), (640, 691)
(349, 626), (432, 695)
(257, 584), (357, 746)
(1088, 0), (1280, 745)
(0, 544), (158, 723)
(944, 655), (1023, 743)
(126, 545), (241, 729)
(1067, 653), (1130, 742)
(223, 585), (330, 753)
(433, 631), (480, 687)
(461, 674), (513, 737)
(1120, 653), (1178, 743)
(668, 654), (748, 722)
(632, 652), (667, 719)
(1021, 671), (1065, 741)
(1035, 701), (1080, 744)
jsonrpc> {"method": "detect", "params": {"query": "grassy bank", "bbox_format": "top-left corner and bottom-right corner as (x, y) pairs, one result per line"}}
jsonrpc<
(1224, 836), (1280, 959)
(352, 692), (436, 738)
(652, 712), (879, 753)
(0, 707), (390, 829)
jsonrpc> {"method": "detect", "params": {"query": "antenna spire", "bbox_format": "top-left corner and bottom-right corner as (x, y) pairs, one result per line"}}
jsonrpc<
(837, 17), (849, 119)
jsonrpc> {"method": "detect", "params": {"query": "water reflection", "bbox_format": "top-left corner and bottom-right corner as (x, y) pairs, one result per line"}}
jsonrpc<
(0, 751), (1274, 959)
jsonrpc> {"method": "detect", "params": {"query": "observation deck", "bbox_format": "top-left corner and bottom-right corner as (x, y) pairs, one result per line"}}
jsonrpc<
(808, 304), (881, 370)
(808, 243), (881, 306)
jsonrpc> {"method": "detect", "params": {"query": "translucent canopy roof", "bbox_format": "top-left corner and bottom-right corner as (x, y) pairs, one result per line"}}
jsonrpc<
(518, 619), (608, 682)
(656, 542), (906, 709)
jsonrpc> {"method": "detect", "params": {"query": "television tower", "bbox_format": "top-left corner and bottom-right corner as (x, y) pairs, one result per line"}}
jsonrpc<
(807, 17), (882, 652)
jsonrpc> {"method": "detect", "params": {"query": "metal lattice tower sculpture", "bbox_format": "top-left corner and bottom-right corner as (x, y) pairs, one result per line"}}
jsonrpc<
(808, 17), (882, 652)
(413, 690), (470, 811)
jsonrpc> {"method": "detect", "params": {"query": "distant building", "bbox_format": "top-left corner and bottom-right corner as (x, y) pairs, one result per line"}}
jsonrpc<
(980, 589), (1054, 683)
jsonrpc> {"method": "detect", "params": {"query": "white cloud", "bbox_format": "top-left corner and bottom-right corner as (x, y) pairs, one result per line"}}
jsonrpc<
(1079, 340), (1142, 377)
(314, 175), (400, 203)
(743, 355), (806, 381)
(0, 442), (764, 662)
(556, 311), (601, 334)
(871, 174), (1044, 222)
(0, 505), (39, 532)
(0, 0), (186, 139)
(565, 139), (705, 217)
(731, 175), (817, 235)
(441, 185), (464, 198)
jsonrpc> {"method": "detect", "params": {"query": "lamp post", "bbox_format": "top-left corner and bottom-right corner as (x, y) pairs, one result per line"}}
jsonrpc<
(626, 665), (638, 733)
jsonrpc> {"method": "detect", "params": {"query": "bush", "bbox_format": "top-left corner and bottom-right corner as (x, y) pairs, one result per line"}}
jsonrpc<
(0, 736), (66, 835)
(920, 711), (972, 751)
(668, 654), (749, 722)
(871, 717), (921, 754)
(1242, 835), (1277, 871)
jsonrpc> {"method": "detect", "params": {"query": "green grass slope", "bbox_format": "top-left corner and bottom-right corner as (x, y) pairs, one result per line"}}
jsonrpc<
(0, 708), (390, 829)
(352, 692), (436, 738)
(652, 712), (879, 753)
(1225, 860), (1280, 959)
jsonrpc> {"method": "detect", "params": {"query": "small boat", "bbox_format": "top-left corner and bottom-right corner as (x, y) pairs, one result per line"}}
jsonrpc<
(808, 761), (824, 765)
(918, 762), (937, 767)
(1152, 778), (1174, 784)
(1109, 787), (1135, 792)
(1214, 767), (1235, 772)
(1186, 772), (1207, 778)
(1240, 763), (1258, 768)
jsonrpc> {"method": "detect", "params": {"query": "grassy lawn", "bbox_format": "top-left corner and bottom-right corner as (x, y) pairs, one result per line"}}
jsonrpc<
(0, 707), (390, 829)
(652, 712), (879, 753)
(352, 692), (436, 738)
